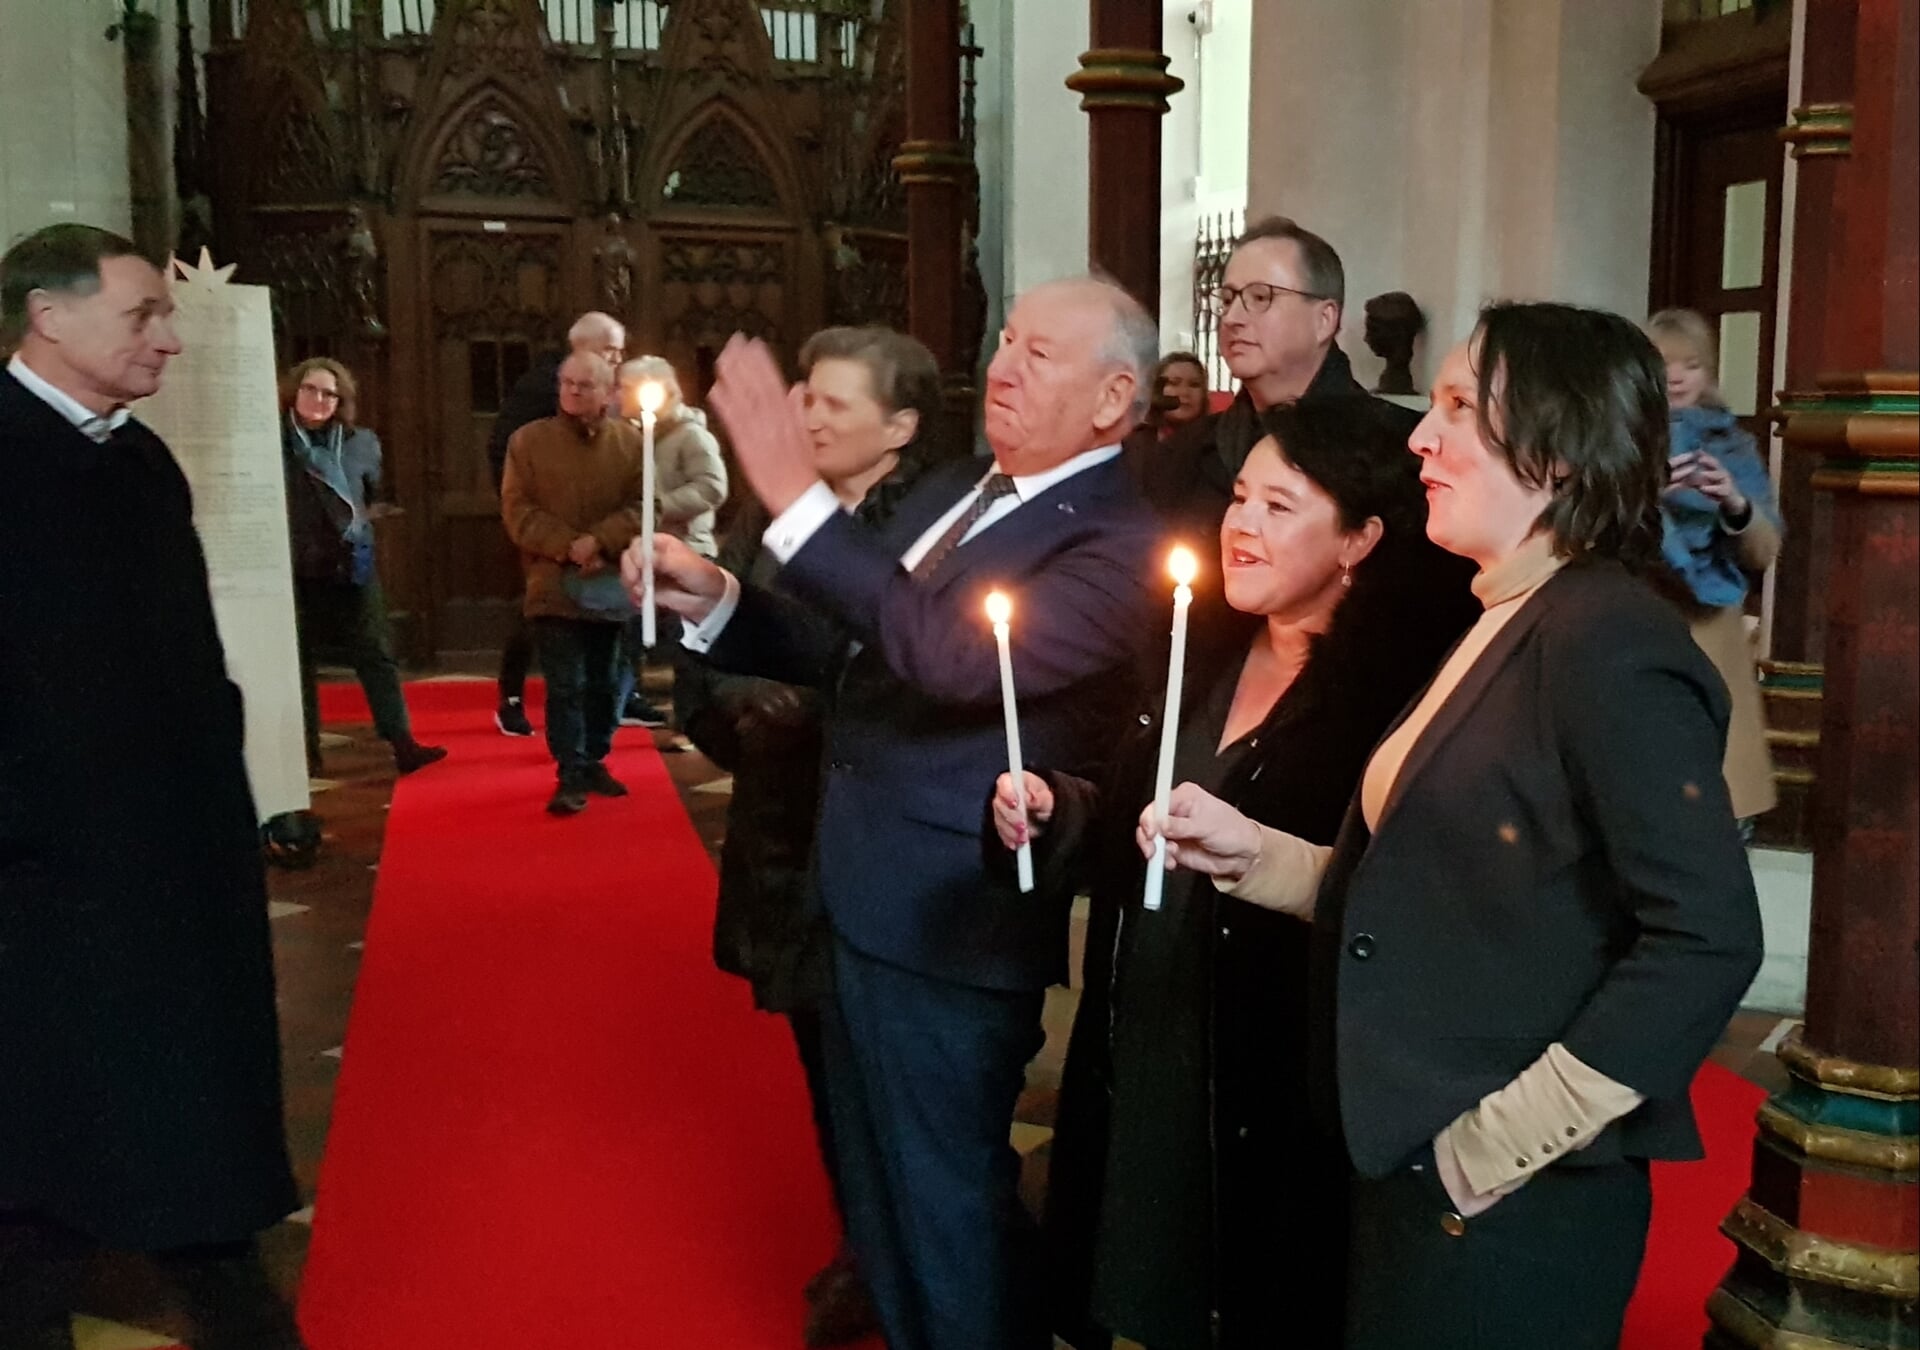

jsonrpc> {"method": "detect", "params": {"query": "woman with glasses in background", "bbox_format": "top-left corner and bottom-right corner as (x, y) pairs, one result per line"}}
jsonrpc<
(282, 357), (445, 777)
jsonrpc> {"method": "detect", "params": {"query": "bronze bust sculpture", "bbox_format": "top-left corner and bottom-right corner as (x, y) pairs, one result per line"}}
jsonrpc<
(1363, 291), (1424, 396)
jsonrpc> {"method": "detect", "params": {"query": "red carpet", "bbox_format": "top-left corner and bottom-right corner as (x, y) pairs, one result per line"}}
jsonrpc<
(1623, 1061), (1767, 1347)
(296, 680), (844, 1349)
(295, 681), (1767, 1348)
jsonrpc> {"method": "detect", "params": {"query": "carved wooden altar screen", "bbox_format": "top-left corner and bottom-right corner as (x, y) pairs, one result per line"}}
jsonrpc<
(203, 0), (972, 659)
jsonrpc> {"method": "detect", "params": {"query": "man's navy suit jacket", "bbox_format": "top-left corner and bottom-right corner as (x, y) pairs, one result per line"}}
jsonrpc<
(708, 454), (1162, 992)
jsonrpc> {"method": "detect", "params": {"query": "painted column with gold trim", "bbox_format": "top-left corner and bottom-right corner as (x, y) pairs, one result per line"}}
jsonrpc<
(1067, 4), (1183, 312)
(1708, 4), (1919, 1347)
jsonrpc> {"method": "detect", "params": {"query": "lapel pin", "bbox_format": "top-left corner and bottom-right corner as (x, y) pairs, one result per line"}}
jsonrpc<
(1057, 501), (1076, 515)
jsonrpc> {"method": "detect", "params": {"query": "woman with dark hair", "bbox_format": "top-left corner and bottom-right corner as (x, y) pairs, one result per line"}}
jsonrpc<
(281, 357), (445, 776)
(673, 325), (940, 1348)
(1141, 302), (1763, 1349)
(993, 402), (1472, 1350)
(1150, 352), (1211, 439)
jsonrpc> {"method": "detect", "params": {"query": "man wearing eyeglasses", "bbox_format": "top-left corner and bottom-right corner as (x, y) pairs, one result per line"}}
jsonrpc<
(487, 311), (627, 738)
(1144, 218), (1413, 517)
(1143, 217), (1475, 632)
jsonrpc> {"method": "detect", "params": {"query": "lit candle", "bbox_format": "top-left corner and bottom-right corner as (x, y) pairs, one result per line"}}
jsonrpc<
(635, 380), (665, 648)
(986, 591), (1035, 894)
(1142, 546), (1199, 912)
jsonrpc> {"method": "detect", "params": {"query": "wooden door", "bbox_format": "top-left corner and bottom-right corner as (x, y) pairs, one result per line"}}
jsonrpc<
(1652, 95), (1788, 443)
(419, 216), (576, 654)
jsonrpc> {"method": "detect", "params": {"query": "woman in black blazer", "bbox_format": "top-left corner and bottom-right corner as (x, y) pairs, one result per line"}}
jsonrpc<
(994, 403), (1475, 1350)
(1144, 302), (1764, 1350)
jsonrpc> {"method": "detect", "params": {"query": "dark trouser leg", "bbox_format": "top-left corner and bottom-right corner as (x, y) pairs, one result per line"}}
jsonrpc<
(820, 975), (922, 1350)
(828, 937), (1049, 1350)
(788, 1006), (847, 1225)
(343, 581), (412, 745)
(579, 620), (622, 765)
(497, 613), (535, 702)
(156, 1238), (304, 1350)
(0, 1214), (84, 1349)
(533, 619), (590, 782)
(1345, 1150), (1651, 1350)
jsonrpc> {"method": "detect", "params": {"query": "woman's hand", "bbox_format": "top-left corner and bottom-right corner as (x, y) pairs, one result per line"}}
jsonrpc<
(992, 771), (1054, 851)
(1433, 1130), (1516, 1219)
(1670, 451), (1749, 517)
(624, 534), (727, 620)
(1136, 783), (1263, 885)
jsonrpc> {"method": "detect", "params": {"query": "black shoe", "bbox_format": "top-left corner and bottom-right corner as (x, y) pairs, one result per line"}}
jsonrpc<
(547, 783), (590, 816)
(393, 740), (448, 774)
(580, 763), (629, 797)
(618, 696), (669, 728)
(496, 696), (534, 737)
(160, 1241), (309, 1350)
(804, 1263), (881, 1348)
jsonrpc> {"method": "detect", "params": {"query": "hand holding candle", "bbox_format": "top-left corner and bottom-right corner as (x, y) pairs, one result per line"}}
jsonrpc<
(635, 379), (665, 648)
(1142, 546), (1199, 911)
(986, 591), (1035, 894)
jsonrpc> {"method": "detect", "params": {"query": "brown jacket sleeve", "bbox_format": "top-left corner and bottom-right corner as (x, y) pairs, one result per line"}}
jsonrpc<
(501, 428), (578, 561)
(587, 429), (647, 556)
(1729, 509), (1782, 573)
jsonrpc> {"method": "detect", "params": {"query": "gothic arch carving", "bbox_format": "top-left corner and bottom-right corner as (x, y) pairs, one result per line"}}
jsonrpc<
(406, 84), (578, 211)
(648, 102), (796, 218)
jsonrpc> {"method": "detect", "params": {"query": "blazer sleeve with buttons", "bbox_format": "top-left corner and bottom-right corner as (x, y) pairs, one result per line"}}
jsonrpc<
(1315, 562), (1764, 1179)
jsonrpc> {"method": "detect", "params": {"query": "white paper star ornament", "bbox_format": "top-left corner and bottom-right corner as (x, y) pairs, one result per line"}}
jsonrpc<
(169, 247), (239, 286)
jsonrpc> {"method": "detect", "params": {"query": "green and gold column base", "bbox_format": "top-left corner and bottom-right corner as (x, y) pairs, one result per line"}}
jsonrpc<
(1711, 1028), (1920, 1348)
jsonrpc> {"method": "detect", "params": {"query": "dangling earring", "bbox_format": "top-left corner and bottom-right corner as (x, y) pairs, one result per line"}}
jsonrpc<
(1341, 563), (1353, 589)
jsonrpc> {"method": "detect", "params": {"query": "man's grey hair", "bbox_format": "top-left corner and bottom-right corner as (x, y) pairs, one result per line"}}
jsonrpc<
(1081, 274), (1160, 424)
(568, 310), (625, 350)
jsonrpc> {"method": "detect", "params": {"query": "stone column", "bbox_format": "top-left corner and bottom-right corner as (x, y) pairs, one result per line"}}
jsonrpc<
(1707, 2), (1919, 1346)
(1067, 3), (1183, 312)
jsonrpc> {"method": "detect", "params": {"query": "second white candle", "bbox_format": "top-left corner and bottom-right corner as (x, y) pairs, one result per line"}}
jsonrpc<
(1143, 547), (1198, 912)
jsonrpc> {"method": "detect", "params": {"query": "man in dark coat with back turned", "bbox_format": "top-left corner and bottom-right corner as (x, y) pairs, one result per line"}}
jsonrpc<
(0, 225), (303, 1349)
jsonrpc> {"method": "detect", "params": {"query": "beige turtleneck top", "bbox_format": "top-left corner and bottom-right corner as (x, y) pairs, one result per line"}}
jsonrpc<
(1215, 533), (1643, 1200)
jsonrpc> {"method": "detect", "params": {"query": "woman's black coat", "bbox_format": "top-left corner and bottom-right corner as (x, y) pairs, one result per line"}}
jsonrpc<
(1030, 531), (1473, 1350)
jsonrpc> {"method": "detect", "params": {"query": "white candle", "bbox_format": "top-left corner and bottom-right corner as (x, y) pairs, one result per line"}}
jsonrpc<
(1143, 546), (1198, 912)
(636, 380), (665, 648)
(986, 591), (1035, 894)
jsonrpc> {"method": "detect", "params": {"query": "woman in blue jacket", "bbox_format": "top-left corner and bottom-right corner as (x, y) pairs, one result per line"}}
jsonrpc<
(283, 357), (445, 776)
(1646, 308), (1782, 832)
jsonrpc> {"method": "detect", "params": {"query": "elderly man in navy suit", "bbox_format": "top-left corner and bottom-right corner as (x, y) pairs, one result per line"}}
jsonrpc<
(630, 283), (1162, 1350)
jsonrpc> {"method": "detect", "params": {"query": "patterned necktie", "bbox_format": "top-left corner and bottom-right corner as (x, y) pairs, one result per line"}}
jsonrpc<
(909, 473), (1017, 580)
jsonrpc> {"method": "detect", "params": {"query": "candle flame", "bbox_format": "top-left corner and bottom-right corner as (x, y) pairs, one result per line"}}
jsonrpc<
(984, 591), (1013, 625)
(1168, 546), (1199, 587)
(637, 380), (666, 415)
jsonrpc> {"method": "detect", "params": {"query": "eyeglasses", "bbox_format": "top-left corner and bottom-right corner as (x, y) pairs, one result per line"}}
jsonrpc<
(1209, 282), (1328, 318)
(297, 383), (342, 402)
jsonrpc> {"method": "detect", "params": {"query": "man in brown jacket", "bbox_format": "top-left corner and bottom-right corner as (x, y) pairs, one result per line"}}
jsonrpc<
(501, 353), (646, 815)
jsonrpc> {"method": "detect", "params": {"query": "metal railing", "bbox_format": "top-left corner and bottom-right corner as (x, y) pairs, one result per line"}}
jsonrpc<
(1192, 208), (1243, 396)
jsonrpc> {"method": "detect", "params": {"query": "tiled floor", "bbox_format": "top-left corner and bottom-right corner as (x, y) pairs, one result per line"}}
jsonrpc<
(62, 669), (1798, 1347)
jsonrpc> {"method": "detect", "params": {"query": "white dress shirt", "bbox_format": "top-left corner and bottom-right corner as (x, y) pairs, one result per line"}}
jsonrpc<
(682, 444), (1122, 654)
(8, 354), (132, 441)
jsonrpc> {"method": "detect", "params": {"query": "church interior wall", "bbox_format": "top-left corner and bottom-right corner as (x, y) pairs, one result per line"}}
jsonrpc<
(0, 0), (135, 251)
(1248, 0), (1662, 393)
